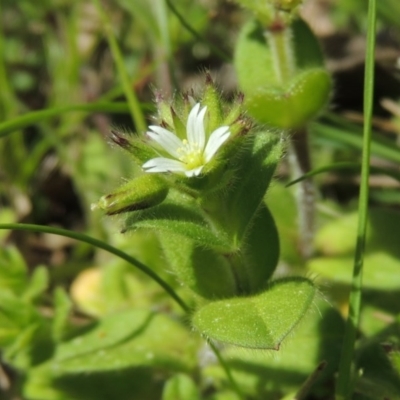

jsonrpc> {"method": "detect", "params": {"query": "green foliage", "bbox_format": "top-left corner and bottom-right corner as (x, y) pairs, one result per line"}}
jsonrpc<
(235, 19), (331, 129)
(162, 374), (200, 400)
(193, 277), (316, 349)
(309, 209), (400, 290)
(1, 0), (399, 399)
(204, 299), (344, 397)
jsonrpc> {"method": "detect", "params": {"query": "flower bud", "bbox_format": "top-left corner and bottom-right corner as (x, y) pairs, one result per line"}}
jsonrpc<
(92, 174), (168, 215)
(273, 0), (303, 11)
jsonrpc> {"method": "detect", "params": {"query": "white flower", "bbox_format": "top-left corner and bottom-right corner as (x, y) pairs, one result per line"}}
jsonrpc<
(142, 103), (230, 177)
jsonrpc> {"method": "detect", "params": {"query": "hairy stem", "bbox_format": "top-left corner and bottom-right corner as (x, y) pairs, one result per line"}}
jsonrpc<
(288, 128), (316, 259)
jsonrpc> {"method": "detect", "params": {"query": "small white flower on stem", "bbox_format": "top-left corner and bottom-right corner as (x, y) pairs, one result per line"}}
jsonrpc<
(143, 103), (230, 177)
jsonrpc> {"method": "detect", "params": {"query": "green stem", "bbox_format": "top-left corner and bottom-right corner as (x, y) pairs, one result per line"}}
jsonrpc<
(264, 26), (295, 86)
(288, 128), (316, 258)
(208, 341), (245, 400)
(0, 102), (130, 138)
(92, 0), (147, 133)
(265, 25), (315, 258)
(335, 0), (377, 398)
(165, 0), (231, 62)
(0, 223), (189, 313)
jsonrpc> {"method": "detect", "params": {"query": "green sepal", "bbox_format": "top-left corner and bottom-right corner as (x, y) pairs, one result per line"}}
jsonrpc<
(93, 174), (169, 215)
(235, 18), (331, 129)
(202, 76), (224, 134)
(233, 0), (275, 25)
(192, 277), (317, 349)
(170, 107), (187, 140)
(159, 233), (237, 299)
(110, 130), (158, 164)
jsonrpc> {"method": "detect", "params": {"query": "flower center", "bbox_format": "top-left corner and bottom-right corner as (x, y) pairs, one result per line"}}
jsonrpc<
(177, 139), (205, 170)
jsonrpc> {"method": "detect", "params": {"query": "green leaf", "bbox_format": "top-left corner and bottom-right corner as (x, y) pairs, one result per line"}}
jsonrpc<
(23, 364), (161, 400)
(265, 183), (302, 265)
(240, 205), (280, 290)
(124, 190), (232, 251)
(22, 266), (49, 302)
(204, 299), (344, 397)
(192, 277), (316, 349)
(162, 374), (200, 400)
(223, 131), (282, 242)
(235, 19), (331, 129)
(245, 69), (331, 129)
(0, 291), (41, 346)
(159, 233), (237, 299)
(53, 310), (197, 372)
(354, 336), (400, 398)
(52, 288), (73, 343)
(55, 309), (151, 362)
(0, 246), (28, 295)
(310, 208), (400, 290)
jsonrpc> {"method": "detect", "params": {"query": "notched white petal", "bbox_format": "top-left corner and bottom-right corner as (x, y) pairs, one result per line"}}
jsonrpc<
(194, 106), (207, 149)
(144, 103), (230, 178)
(143, 157), (186, 173)
(204, 126), (230, 162)
(185, 166), (204, 177)
(186, 103), (201, 145)
(147, 126), (182, 158)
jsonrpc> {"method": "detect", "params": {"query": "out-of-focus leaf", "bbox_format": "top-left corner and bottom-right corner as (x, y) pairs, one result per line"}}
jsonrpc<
(0, 246), (28, 295)
(52, 288), (73, 343)
(0, 291), (41, 346)
(354, 329), (400, 399)
(235, 19), (331, 129)
(24, 363), (162, 400)
(53, 310), (197, 373)
(22, 266), (49, 302)
(310, 208), (400, 290)
(162, 373), (200, 400)
(309, 252), (400, 291)
(265, 183), (302, 265)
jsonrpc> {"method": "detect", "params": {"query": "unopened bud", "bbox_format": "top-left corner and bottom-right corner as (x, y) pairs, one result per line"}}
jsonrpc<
(273, 0), (303, 11)
(92, 175), (168, 215)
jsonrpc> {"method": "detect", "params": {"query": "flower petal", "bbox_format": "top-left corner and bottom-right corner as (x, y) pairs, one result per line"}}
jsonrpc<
(185, 166), (204, 177)
(204, 126), (230, 162)
(186, 103), (201, 146)
(142, 157), (186, 173)
(194, 106), (207, 150)
(147, 126), (182, 158)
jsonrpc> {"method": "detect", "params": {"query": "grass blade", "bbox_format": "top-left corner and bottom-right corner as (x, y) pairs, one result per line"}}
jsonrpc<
(335, 0), (377, 398)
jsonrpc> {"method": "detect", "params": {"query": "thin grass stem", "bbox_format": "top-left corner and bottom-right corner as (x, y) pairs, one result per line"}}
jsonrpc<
(165, 0), (231, 62)
(335, 0), (377, 398)
(92, 0), (147, 133)
(0, 223), (189, 313)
